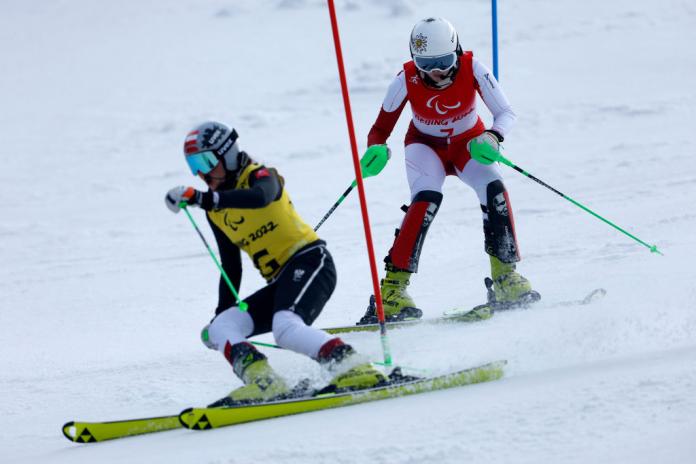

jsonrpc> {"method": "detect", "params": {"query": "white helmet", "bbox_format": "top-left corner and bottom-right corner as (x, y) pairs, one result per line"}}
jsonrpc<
(409, 18), (461, 86)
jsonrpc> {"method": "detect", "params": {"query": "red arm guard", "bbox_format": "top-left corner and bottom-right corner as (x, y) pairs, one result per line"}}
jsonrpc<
(366, 98), (407, 146)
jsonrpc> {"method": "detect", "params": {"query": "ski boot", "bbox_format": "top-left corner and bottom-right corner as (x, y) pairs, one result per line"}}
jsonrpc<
(317, 338), (388, 393)
(357, 269), (423, 325)
(487, 256), (540, 310)
(447, 257), (540, 320)
(209, 342), (291, 407)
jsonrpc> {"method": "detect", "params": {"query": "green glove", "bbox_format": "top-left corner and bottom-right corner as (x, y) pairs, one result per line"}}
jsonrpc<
(351, 144), (391, 187)
(468, 132), (502, 165)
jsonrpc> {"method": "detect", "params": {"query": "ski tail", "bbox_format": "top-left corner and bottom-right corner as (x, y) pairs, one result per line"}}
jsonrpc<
(62, 415), (181, 443)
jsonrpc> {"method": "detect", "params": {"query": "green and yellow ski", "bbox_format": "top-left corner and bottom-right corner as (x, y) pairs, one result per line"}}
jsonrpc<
(179, 360), (506, 430)
(322, 303), (493, 334)
(323, 288), (606, 335)
(62, 360), (505, 443)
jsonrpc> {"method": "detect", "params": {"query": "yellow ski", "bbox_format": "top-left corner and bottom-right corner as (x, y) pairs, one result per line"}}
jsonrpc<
(63, 361), (505, 442)
(180, 360), (506, 430)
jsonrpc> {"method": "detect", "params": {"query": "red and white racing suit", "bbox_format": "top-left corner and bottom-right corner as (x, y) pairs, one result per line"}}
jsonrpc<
(369, 52), (521, 271)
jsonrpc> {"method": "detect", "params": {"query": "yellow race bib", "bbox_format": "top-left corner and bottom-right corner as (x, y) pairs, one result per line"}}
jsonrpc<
(207, 164), (319, 280)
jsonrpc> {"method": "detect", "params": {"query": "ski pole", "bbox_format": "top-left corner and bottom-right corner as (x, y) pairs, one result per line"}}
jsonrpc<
(469, 141), (663, 255)
(179, 204), (249, 311)
(314, 144), (390, 231)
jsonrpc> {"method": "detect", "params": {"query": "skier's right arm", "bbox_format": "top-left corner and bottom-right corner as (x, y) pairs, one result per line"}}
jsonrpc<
(367, 72), (408, 146)
(214, 167), (282, 209)
(206, 215), (243, 314)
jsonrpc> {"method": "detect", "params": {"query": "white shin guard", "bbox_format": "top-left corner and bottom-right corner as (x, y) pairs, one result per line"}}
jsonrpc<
(272, 310), (333, 359)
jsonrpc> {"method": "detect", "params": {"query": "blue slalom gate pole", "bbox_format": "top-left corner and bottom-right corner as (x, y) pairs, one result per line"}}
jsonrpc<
(491, 0), (499, 80)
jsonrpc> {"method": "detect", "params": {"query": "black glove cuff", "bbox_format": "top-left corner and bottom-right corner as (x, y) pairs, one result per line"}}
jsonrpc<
(199, 190), (215, 211)
(485, 129), (504, 143)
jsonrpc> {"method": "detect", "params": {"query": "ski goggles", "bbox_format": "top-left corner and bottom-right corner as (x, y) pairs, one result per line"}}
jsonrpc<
(414, 52), (457, 73)
(185, 129), (239, 175)
(185, 150), (219, 176)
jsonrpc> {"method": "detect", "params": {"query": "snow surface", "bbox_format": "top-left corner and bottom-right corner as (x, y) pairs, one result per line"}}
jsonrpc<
(2, 0), (695, 462)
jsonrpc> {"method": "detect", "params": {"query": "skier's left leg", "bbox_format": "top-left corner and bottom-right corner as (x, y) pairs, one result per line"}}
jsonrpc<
(456, 160), (537, 306)
(202, 298), (291, 406)
(358, 143), (445, 325)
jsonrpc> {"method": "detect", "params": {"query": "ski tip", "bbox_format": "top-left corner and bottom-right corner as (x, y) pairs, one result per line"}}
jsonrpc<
(485, 360), (508, 381)
(481, 359), (507, 371)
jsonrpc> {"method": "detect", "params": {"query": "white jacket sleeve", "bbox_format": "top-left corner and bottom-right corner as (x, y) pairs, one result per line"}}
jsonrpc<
(473, 58), (517, 138)
(381, 72), (408, 112)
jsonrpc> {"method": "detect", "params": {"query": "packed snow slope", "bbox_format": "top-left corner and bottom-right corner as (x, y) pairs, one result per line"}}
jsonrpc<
(1, 0), (695, 463)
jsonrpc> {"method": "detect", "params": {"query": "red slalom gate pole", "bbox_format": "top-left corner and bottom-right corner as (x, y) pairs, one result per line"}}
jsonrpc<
(325, 0), (392, 366)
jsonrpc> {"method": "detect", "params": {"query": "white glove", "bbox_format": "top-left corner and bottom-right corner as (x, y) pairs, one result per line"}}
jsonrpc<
(164, 186), (200, 213)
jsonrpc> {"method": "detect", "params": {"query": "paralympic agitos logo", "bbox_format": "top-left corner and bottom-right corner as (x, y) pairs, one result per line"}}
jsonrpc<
(426, 95), (461, 115)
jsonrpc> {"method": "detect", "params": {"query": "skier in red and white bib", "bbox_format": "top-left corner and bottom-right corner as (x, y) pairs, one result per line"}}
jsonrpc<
(358, 17), (539, 324)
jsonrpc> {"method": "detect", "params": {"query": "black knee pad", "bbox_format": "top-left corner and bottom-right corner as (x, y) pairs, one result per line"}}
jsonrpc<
(482, 180), (520, 263)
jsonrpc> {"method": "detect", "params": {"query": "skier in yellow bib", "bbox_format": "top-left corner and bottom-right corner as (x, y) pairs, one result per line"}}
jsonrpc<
(165, 121), (384, 405)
